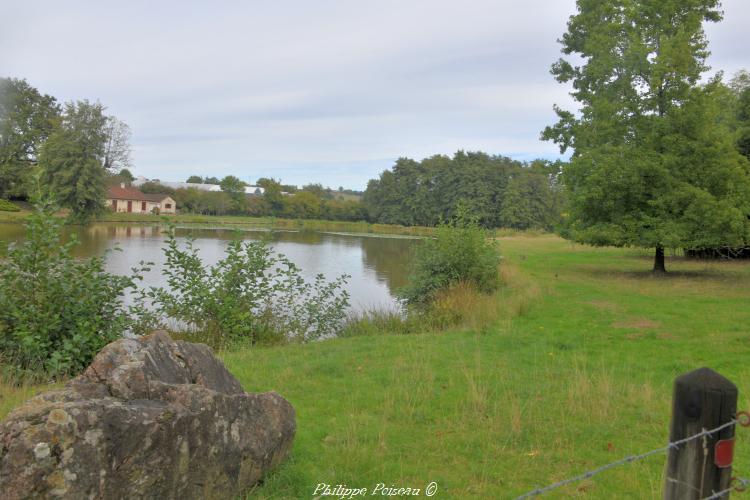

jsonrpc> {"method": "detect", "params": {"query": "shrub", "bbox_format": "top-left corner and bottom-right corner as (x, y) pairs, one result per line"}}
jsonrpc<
(398, 213), (500, 307)
(0, 199), (20, 212)
(149, 227), (350, 348)
(0, 208), (148, 377)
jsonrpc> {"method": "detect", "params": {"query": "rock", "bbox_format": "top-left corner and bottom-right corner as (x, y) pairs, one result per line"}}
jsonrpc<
(0, 331), (295, 500)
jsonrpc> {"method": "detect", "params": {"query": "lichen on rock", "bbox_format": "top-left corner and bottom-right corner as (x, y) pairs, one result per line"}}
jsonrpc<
(0, 331), (296, 500)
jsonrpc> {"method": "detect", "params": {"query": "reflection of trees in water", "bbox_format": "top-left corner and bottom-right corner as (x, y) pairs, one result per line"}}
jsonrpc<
(270, 230), (327, 246)
(359, 237), (418, 291)
(1, 222), (419, 295)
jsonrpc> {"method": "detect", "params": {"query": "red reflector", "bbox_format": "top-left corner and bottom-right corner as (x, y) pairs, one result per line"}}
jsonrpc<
(715, 439), (735, 468)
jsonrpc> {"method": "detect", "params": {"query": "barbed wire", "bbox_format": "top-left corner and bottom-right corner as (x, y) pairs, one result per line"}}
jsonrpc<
(514, 418), (739, 499)
(701, 478), (750, 500)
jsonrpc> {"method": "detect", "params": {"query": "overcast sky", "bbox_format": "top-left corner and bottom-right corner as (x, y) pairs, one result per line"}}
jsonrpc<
(2, 1), (748, 189)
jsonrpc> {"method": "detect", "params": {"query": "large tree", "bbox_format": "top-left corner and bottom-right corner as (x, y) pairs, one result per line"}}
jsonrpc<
(543, 0), (750, 272)
(39, 101), (109, 220)
(0, 78), (60, 199)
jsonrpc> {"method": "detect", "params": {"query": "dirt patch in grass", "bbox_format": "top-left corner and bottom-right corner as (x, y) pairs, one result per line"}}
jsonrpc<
(612, 317), (660, 330)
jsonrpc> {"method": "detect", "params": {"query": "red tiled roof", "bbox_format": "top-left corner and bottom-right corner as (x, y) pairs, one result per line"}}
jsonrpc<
(107, 185), (148, 201)
(107, 186), (172, 203)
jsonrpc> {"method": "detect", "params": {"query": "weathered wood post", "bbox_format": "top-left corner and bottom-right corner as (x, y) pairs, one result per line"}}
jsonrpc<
(664, 367), (738, 499)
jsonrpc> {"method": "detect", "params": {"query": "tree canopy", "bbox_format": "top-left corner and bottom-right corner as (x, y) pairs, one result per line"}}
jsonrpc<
(0, 78), (60, 199)
(219, 175), (245, 194)
(39, 101), (109, 220)
(543, 0), (750, 272)
(363, 152), (563, 230)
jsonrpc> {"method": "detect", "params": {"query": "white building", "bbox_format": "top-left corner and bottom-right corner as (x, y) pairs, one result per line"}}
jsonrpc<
(132, 176), (265, 196)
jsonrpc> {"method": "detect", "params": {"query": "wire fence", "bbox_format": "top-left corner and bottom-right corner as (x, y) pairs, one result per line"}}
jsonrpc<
(701, 478), (750, 500)
(515, 417), (744, 499)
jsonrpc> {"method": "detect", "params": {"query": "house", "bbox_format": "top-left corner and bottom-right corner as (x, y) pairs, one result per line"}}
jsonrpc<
(107, 184), (177, 214)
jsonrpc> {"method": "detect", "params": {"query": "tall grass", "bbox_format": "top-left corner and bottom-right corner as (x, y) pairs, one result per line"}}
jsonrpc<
(0, 360), (62, 420)
(5, 234), (750, 497)
(341, 260), (541, 338)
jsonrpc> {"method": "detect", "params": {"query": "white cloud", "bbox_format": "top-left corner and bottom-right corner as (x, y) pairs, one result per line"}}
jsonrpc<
(2, 0), (747, 188)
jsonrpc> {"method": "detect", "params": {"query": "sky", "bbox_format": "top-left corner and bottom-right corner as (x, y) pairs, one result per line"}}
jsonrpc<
(2, 1), (748, 190)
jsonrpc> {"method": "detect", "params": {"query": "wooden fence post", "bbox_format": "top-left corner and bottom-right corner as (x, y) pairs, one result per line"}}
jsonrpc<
(664, 367), (738, 499)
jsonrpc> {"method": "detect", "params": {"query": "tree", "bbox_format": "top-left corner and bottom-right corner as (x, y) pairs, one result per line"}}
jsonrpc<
(543, 0), (750, 273)
(101, 116), (131, 172)
(301, 183), (330, 199)
(500, 169), (562, 231)
(284, 191), (322, 219)
(203, 176), (220, 185)
(118, 168), (134, 182)
(219, 175), (245, 194)
(186, 175), (203, 183)
(219, 175), (246, 213)
(258, 178), (285, 214)
(362, 152), (538, 228)
(39, 100), (108, 221)
(0, 78), (60, 199)
(139, 181), (175, 195)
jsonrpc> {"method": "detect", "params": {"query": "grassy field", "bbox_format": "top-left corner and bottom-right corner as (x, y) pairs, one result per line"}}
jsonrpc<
(225, 235), (750, 498)
(2, 234), (749, 498)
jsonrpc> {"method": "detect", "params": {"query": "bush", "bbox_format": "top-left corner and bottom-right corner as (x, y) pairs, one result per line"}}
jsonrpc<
(0, 208), (148, 377)
(398, 214), (500, 307)
(0, 199), (20, 212)
(148, 227), (350, 348)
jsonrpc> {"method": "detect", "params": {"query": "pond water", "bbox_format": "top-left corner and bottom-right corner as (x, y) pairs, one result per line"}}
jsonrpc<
(0, 223), (419, 313)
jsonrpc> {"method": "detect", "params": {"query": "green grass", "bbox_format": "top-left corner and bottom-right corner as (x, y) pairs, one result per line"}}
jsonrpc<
(0, 374), (61, 419)
(0, 199), (21, 212)
(3, 235), (750, 498)
(224, 236), (750, 498)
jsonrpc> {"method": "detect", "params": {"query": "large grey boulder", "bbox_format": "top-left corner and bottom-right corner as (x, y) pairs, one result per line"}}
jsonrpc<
(0, 331), (295, 499)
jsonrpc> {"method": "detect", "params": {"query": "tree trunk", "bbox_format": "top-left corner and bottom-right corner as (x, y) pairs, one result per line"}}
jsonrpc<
(653, 246), (666, 273)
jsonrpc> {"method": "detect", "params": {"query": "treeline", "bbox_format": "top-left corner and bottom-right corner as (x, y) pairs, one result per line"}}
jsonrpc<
(183, 175), (363, 198)
(0, 78), (131, 220)
(363, 152), (565, 230)
(137, 179), (368, 221)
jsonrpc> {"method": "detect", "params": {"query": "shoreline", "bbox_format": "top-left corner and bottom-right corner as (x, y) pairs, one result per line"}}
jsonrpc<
(0, 210), (549, 239)
(0, 210), (437, 237)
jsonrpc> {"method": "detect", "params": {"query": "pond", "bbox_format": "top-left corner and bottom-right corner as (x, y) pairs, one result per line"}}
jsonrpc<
(0, 223), (419, 313)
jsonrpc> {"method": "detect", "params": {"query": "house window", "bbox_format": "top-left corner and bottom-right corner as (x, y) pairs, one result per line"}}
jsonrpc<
(141, 202), (147, 211)
(112, 199), (117, 210)
(165, 203), (172, 209)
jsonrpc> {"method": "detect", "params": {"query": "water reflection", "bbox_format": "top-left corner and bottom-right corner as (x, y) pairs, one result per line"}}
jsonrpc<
(0, 222), (417, 313)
